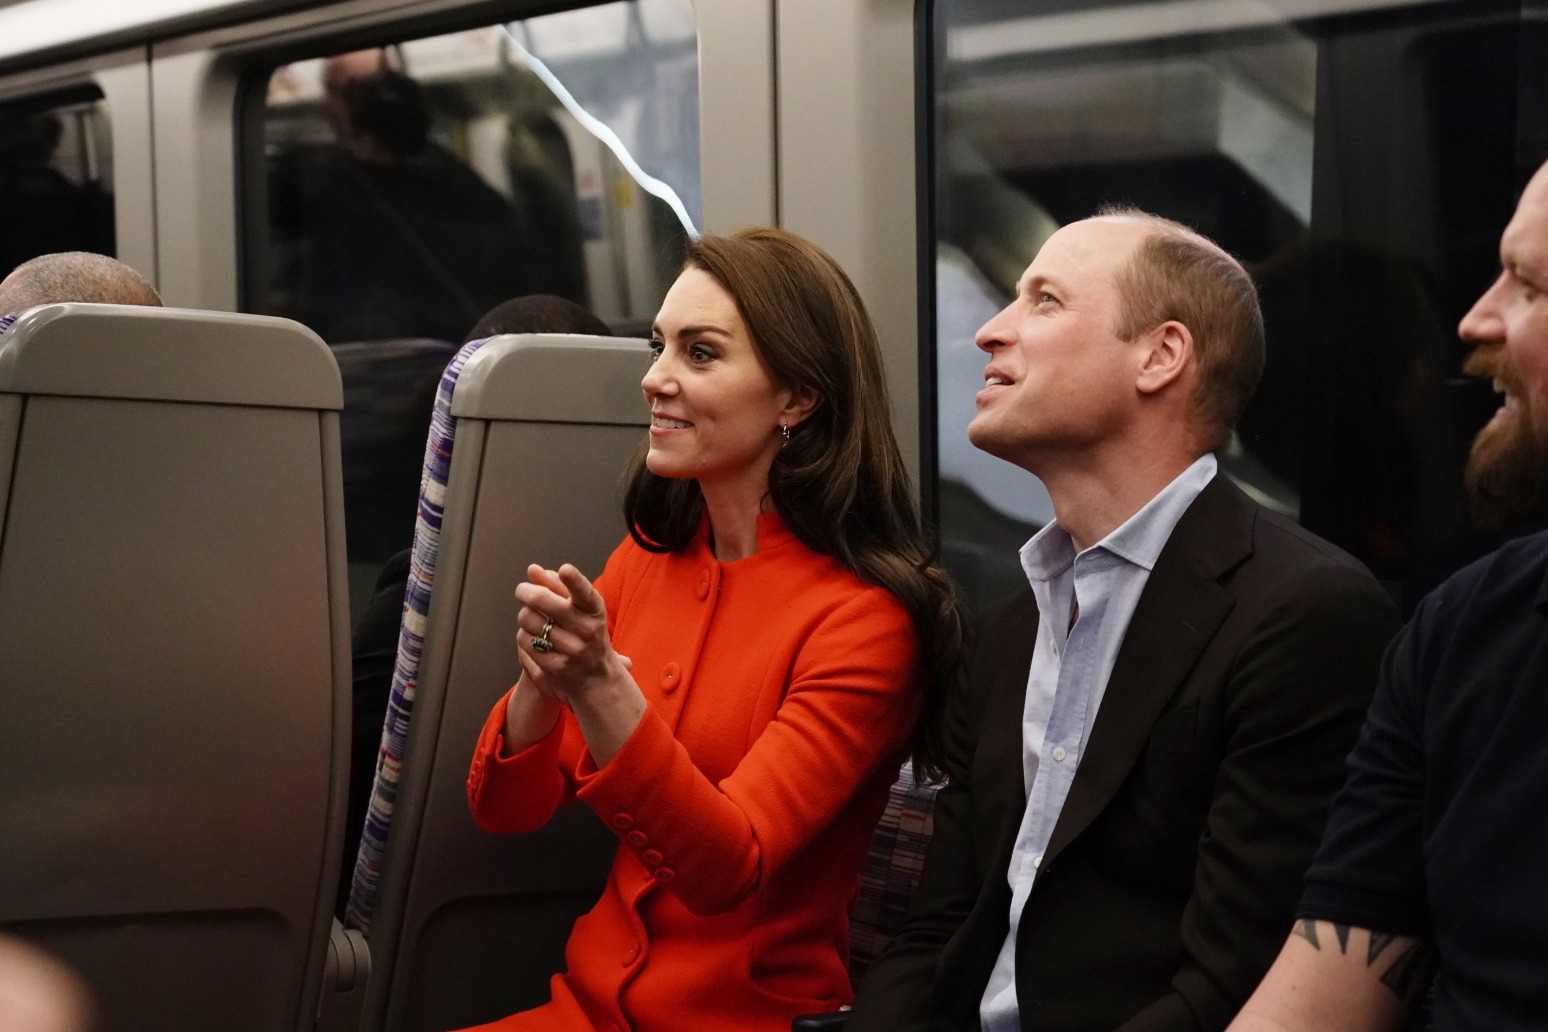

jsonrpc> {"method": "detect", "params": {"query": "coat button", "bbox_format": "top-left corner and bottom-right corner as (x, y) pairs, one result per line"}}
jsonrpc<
(626, 830), (647, 847)
(641, 849), (663, 866)
(696, 569), (711, 600)
(652, 867), (676, 883)
(611, 813), (634, 830)
(659, 662), (681, 693)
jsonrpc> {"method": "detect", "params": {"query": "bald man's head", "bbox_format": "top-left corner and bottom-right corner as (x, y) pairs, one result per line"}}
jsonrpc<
(0, 252), (162, 315)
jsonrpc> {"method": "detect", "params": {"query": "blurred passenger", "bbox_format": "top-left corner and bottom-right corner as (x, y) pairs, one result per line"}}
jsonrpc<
(458, 228), (962, 1031)
(269, 50), (539, 343)
(0, 251), (160, 321)
(1230, 159), (1548, 1031)
(341, 294), (614, 912)
(0, 112), (114, 277)
(0, 935), (91, 1032)
(846, 208), (1398, 1032)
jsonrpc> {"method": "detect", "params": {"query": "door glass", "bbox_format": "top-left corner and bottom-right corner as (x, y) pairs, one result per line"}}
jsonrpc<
(930, 0), (1545, 613)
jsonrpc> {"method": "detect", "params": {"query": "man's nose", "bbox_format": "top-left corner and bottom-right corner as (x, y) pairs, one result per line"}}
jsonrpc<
(1458, 275), (1506, 343)
(974, 306), (1015, 353)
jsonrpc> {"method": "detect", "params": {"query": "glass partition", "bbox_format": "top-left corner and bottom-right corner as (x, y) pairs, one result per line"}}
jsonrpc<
(929, 0), (1546, 613)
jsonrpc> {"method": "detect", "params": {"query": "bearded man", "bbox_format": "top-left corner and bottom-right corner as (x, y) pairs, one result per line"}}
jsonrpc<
(1230, 158), (1548, 1031)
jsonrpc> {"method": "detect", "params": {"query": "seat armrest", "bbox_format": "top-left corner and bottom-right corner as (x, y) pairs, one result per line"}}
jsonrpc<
(792, 1008), (849, 1031)
(315, 919), (370, 1032)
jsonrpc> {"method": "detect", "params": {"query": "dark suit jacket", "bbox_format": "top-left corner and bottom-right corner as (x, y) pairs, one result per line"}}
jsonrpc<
(846, 475), (1400, 1032)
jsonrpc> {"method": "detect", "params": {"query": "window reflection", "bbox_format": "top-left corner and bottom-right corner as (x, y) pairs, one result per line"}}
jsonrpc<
(932, 0), (1541, 614)
(0, 90), (114, 277)
(244, 1), (699, 619)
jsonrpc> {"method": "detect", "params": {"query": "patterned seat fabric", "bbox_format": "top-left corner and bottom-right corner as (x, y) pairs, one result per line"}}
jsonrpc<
(345, 336), (491, 931)
(847, 761), (938, 984)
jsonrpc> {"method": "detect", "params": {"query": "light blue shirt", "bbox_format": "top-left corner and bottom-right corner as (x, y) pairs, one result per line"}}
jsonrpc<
(979, 454), (1218, 1031)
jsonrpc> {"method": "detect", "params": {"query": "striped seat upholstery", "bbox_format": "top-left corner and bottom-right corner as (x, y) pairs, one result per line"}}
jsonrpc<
(346, 336), (490, 930)
(847, 761), (938, 983)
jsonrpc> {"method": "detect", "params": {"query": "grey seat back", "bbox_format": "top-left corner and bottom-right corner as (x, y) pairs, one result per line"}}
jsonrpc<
(0, 303), (351, 1032)
(357, 334), (649, 1032)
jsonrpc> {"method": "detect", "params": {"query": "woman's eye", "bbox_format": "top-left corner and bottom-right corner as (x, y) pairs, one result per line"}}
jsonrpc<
(647, 340), (664, 361)
(690, 345), (715, 363)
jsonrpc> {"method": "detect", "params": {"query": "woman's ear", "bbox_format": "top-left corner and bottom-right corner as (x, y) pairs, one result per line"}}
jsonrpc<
(780, 385), (822, 428)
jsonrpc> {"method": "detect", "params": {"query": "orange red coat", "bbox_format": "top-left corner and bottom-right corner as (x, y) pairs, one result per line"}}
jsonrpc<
(462, 511), (922, 1032)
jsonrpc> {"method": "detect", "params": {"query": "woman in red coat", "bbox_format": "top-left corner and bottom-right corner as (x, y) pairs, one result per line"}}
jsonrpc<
(461, 227), (962, 1032)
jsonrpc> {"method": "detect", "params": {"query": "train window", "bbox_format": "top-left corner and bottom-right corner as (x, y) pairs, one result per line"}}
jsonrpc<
(0, 87), (115, 281)
(240, 1), (698, 613)
(928, 0), (1545, 614)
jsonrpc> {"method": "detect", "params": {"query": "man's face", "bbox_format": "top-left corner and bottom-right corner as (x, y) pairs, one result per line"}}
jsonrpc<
(1459, 162), (1548, 531)
(967, 218), (1148, 473)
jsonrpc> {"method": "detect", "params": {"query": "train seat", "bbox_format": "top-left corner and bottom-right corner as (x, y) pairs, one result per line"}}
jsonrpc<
(329, 337), (459, 616)
(846, 761), (938, 984)
(0, 303), (352, 1032)
(789, 762), (940, 1031)
(345, 333), (649, 1032)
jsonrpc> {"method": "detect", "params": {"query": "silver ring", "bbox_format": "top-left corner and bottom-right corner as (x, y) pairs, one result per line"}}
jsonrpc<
(531, 619), (555, 654)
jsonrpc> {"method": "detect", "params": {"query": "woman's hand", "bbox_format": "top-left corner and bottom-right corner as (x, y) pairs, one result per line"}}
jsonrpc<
(513, 564), (646, 767)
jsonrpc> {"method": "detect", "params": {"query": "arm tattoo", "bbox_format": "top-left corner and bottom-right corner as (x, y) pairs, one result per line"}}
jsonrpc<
(1295, 921), (1437, 1004)
(1379, 940), (1437, 1003)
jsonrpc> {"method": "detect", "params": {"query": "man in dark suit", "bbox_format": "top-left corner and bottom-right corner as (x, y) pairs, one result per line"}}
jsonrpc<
(846, 208), (1399, 1032)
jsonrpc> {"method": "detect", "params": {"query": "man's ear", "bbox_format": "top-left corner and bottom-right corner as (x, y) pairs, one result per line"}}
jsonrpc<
(1135, 320), (1193, 396)
(780, 385), (822, 427)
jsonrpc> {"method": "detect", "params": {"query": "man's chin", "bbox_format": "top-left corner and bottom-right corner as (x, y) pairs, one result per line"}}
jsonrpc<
(1464, 421), (1548, 532)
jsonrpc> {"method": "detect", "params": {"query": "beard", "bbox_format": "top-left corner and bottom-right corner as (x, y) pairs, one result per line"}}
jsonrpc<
(1464, 395), (1548, 533)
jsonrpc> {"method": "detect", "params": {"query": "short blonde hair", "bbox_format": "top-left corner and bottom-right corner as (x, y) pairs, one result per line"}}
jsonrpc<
(1099, 207), (1264, 446)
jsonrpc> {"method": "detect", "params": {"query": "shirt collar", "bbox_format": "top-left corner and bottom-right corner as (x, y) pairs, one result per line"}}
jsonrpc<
(1020, 453), (1218, 585)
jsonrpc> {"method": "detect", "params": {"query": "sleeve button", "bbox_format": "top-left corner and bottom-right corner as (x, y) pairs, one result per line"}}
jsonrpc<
(626, 830), (648, 847)
(611, 813), (634, 830)
(652, 867), (675, 883)
(641, 849), (663, 866)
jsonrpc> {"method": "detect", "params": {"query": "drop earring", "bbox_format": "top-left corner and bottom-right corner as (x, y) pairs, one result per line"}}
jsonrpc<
(780, 422), (791, 447)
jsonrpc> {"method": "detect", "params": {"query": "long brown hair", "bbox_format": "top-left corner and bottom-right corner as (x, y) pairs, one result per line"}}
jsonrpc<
(624, 227), (962, 781)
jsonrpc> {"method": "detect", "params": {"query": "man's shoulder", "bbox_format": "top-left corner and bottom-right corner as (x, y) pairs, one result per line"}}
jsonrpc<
(1176, 475), (1385, 596)
(1250, 505), (1379, 577)
(1419, 524), (1548, 621)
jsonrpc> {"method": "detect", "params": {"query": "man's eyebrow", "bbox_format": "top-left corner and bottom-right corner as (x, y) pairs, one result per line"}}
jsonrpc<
(1020, 273), (1065, 297)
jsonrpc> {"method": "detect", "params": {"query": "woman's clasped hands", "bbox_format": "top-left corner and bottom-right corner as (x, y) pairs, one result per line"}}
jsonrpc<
(508, 563), (644, 766)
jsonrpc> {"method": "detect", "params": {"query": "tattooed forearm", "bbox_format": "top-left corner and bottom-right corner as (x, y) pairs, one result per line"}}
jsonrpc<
(1294, 921), (1436, 1005)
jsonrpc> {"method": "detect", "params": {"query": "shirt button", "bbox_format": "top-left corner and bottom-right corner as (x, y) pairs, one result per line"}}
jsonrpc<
(641, 849), (664, 866)
(626, 830), (647, 847)
(1052, 746), (1067, 763)
(659, 662), (681, 693)
(611, 813), (634, 830)
(653, 866), (676, 883)
(1033, 853), (1043, 869)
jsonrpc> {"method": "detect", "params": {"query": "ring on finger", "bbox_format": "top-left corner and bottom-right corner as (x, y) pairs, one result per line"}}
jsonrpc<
(531, 618), (556, 654)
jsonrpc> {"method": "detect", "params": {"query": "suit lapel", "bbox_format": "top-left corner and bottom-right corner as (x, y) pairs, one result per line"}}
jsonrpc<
(1044, 475), (1255, 863)
(976, 593), (1040, 870)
